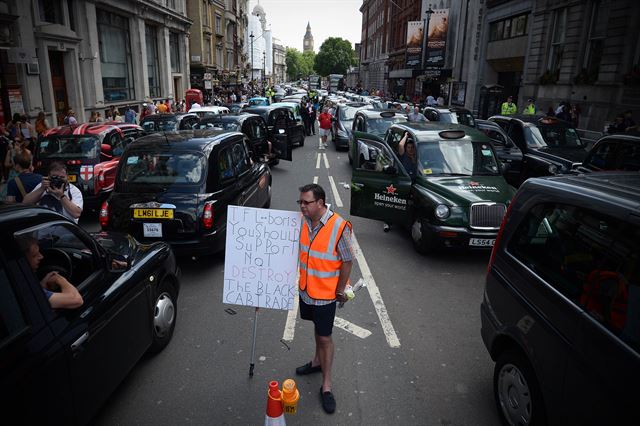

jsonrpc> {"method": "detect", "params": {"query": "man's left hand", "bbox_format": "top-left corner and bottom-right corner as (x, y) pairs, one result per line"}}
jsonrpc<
(336, 293), (348, 304)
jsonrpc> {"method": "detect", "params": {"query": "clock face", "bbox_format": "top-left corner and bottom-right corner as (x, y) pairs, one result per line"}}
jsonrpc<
(304, 40), (309, 47)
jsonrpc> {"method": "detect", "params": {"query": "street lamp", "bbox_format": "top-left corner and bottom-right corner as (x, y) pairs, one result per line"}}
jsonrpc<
(262, 51), (266, 94)
(249, 31), (254, 84)
(421, 4), (434, 70)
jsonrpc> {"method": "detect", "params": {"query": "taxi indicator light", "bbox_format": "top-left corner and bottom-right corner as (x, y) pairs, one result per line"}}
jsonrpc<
(439, 231), (458, 238)
(439, 130), (466, 139)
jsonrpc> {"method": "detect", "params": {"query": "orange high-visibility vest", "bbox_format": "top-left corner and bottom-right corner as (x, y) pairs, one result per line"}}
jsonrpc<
(299, 212), (351, 300)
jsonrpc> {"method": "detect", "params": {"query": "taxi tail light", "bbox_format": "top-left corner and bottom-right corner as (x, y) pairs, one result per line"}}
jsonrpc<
(202, 202), (214, 230)
(487, 197), (517, 275)
(95, 170), (105, 192)
(99, 200), (110, 228)
(438, 231), (458, 238)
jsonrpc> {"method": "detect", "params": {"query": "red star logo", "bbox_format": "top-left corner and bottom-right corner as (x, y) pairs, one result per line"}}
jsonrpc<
(385, 184), (397, 195)
(469, 181), (480, 187)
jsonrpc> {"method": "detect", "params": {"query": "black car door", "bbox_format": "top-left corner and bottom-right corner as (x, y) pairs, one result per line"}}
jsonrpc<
(207, 142), (241, 231)
(18, 222), (153, 425)
(1, 250), (75, 424)
(478, 122), (523, 186)
(266, 115), (292, 161)
(286, 110), (305, 145)
(231, 137), (262, 207)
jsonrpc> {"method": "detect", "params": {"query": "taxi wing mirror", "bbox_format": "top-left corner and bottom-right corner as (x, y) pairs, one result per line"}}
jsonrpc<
(101, 143), (113, 158)
(106, 254), (131, 272)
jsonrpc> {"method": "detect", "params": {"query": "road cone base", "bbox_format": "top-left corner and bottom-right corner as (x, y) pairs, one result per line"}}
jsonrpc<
(264, 414), (286, 426)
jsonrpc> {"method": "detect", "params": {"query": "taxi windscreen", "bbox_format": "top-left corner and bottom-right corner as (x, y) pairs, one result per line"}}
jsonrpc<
(37, 136), (100, 159)
(529, 125), (584, 148)
(368, 117), (407, 135)
(417, 140), (500, 176)
(119, 151), (205, 185)
(141, 118), (178, 132)
(195, 121), (240, 131)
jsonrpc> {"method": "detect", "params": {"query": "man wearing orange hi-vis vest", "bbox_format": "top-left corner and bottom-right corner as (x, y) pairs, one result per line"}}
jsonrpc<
(295, 183), (353, 414)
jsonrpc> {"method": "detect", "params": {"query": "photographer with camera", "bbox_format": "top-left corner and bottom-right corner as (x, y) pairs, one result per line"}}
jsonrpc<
(23, 161), (83, 222)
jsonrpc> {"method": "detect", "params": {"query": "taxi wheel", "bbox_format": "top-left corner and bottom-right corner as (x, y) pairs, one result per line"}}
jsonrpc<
(299, 136), (305, 147)
(148, 279), (178, 354)
(494, 349), (546, 426)
(411, 219), (435, 255)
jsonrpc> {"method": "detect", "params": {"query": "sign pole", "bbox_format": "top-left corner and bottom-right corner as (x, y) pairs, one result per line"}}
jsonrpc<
(249, 307), (259, 377)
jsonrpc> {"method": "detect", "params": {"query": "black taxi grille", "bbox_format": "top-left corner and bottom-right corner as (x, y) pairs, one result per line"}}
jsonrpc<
(469, 203), (506, 229)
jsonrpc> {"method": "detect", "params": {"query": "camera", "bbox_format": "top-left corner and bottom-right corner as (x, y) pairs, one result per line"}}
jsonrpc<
(49, 175), (66, 189)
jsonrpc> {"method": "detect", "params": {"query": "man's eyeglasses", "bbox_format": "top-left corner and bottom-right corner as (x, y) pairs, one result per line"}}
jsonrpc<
(296, 199), (317, 206)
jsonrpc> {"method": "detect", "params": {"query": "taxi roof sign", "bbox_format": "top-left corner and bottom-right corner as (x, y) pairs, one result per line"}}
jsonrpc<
(439, 130), (466, 139)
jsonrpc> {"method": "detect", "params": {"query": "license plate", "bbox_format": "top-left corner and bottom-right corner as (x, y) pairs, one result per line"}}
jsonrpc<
(67, 174), (77, 183)
(469, 238), (495, 247)
(133, 208), (174, 219)
(143, 223), (163, 238)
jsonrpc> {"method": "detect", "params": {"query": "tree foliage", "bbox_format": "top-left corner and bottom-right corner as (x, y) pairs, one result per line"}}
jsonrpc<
(314, 37), (356, 76)
(285, 48), (316, 80)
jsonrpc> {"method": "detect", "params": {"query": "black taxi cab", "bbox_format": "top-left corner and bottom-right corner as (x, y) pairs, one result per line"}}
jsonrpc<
(350, 122), (516, 253)
(0, 203), (180, 425)
(100, 130), (272, 255)
(139, 112), (199, 134)
(194, 113), (292, 163)
(241, 105), (305, 147)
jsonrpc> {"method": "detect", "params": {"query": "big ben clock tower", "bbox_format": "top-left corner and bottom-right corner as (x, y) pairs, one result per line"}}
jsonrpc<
(303, 22), (314, 53)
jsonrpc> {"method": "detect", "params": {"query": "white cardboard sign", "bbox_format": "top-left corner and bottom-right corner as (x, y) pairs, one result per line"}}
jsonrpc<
(223, 206), (301, 310)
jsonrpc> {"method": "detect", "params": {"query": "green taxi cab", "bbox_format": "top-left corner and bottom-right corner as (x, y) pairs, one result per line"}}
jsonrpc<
(350, 122), (516, 253)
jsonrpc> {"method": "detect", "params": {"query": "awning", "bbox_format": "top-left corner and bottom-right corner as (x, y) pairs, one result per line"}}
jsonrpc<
(389, 69), (414, 79)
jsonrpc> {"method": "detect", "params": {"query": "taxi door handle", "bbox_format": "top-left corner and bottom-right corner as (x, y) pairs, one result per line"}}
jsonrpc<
(71, 332), (89, 352)
(352, 183), (364, 189)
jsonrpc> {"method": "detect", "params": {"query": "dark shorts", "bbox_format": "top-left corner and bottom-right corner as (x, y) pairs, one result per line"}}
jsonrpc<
(299, 297), (337, 337)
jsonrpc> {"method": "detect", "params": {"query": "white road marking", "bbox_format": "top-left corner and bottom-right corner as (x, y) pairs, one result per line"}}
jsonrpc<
(313, 176), (318, 184)
(322, 153), (329, 169)
(333, 317), (372, 339)
(351, 233), (401, 348)
(282, 287), (299, 342)
(328, 175), (343, 207)
(315, 153), (321, 169)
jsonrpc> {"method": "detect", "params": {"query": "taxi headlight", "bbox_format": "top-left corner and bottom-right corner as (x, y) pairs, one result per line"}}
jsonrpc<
(435, 204), (451, 219)
(548, 164), (558, 174)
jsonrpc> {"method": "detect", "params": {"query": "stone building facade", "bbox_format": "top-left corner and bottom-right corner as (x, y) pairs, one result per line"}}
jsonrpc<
(272, 38), (286, 84)
(359, 0), (389, 94)
(0, 0), (191, 125)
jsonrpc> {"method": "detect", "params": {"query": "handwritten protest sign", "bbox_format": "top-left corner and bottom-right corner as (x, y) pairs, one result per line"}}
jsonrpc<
(223, 206), (301, 310)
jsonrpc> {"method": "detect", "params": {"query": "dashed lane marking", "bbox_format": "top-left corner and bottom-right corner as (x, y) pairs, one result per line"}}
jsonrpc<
(328, 175), (343, 207)
(333, 317), (372, 339)
(351, 232), (401, 348)
(313, 176), (318, 184)
(323, 153), (329, 169)
(282, 284), (299, 342)
(315, 153), (321, 169)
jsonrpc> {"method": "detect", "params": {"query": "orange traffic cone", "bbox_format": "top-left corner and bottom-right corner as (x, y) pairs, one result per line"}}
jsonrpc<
(265, 381), (286, 426)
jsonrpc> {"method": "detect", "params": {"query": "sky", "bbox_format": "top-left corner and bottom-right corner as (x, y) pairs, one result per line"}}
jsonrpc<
(255, 0), (363, 52)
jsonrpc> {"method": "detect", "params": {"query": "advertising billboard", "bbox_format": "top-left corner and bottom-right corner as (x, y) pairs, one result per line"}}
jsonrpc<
(405, 21), (424, 68)
(426, 9), (449, 68)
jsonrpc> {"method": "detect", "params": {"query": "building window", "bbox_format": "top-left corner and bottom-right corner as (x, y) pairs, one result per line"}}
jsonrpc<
(203, 0), (209, 27)
(489, 13), (528, 42)
(548, 8), (567, 73)
(227, 50), (234, 69)
(205, 37), (212, 64)
(167, 0), (176, 9)
(146, 25), (161, 98)
(97, 9), (135, 102)
(216, 15), (222, 35)
(67, 0), (75, 30)
(216, 45), (224, 67)
(38, 0), (64, 25)
(170, 32), (181, 73)
(583, 1), (606, 81)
